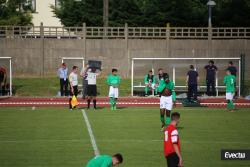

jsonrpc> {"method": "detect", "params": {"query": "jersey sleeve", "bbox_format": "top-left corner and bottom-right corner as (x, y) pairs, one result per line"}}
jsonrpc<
(118, 76), (121, 85)
(106, 75), (110, 85)
(171, 129), (179, 144)
(223, 76), (227, 85)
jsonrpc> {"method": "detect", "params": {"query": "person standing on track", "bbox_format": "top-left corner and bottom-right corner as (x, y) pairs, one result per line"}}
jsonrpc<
(224, 69), (236, 112)
(86, 67), (100, 110)
(186, 65), (199, 102)
(227, 61), (237, 98)
(107, 69), (121, 110)
(80, 64), (89, 99)
(164, 112), (183, 167)
(57, 63), (69, 96)
(69, 66), (78, 110)
(204, 60), (217, 96)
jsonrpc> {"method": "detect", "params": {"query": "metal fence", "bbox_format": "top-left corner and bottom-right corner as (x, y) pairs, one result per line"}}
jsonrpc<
(0, 24), (250, 39)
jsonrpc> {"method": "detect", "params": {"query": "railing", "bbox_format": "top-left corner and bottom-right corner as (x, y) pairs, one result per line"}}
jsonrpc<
(0, 25), (250, 39)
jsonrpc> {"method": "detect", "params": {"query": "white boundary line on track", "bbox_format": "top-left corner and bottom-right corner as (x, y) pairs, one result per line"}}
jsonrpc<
(81, 109), (100, 156)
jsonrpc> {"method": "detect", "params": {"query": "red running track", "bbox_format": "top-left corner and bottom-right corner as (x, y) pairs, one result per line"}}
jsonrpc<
(0, 97), (250, 108)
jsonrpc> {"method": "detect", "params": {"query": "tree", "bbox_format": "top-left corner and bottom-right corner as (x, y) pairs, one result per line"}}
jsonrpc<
(0, 0), (33, 26)
(52, 0), (103, 26)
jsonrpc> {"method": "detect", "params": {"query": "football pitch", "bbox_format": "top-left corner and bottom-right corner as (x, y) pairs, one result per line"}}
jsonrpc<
(0, 107), (250, 167)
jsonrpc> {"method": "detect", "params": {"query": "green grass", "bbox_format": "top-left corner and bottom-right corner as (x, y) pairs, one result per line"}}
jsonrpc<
(0, 107), (250, 167)
(13, 78), (131, 97)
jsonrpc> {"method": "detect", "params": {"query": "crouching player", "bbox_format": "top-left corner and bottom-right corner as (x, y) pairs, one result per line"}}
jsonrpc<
(164, 112), (183, 167)
(158, 75), (176, 131)
(144, 70), (157, 96)
(107, 69), (121, 110)
(224, 69), (236, 112)
(86, 153), (123, 167)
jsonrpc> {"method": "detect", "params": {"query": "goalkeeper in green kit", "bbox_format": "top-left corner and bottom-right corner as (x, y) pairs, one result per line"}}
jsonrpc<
(86, 153), (123, 167)
(107, 69), (121, 110)
(224, 69), (236, 112)
(158, 73), (176, 131)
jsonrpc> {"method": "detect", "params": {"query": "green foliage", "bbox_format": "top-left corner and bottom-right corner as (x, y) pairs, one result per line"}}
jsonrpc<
(0, 0), (33, 26)
(53, 0), (250, 27)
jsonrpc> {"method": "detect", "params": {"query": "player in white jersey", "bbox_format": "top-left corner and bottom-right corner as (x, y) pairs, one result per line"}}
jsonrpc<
(69, 66), (78, 110)
(87, 68), (100, 109)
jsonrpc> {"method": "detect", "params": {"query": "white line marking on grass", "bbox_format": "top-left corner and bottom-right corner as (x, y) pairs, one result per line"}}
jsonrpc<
(81, 109), (100, 156)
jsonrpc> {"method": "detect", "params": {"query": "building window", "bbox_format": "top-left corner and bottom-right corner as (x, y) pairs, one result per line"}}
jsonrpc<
(31, 0), (36, 12)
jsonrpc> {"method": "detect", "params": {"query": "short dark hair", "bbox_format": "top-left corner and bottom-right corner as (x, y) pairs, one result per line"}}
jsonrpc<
(171, 112), (180, 121)
(62, 63), (66, 66)
(113, 153), (123, 163)
(229, 61), (233, 65)
(158, 68), (163, 71)
(149, 70), (153, 73)
(72, 66), (78, 70)
(190, 65), (194, 69)
(112, 68), (118, 73)
(209, 60), (214, 64)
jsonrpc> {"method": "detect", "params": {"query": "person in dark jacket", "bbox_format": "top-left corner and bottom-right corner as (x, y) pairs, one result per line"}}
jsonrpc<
(186, 65), (199, 102)
(204, 60), (217, 96)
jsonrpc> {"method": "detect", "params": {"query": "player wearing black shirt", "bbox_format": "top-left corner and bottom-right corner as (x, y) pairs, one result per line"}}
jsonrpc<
(204, 60), (217, 96)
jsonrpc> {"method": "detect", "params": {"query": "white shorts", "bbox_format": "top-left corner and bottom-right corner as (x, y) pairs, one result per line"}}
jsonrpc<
(109, 86), (119, 98)
(226, 92), (233, 100)
(160, 95), (173, 110)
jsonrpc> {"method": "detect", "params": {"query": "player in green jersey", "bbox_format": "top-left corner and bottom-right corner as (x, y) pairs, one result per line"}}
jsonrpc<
(224, 69), (236, 112)
(158, 75), (176, 131)
(86, 153), (123, 167)
(144, 70), (157, 96)
(107, 69), (121, 110)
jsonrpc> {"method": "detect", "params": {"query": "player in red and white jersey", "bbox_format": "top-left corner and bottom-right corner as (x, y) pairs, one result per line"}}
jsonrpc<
(164, 112), (183, 167)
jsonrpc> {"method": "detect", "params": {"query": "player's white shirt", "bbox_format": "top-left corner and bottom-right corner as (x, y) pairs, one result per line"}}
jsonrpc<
(87, 72), (97, 85)
(69, 72), (78, 86)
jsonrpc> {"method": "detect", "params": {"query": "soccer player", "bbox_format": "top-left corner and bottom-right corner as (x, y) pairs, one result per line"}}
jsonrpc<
(186, 65), (199, 102)
(57, 63), (69, 96)
(87, 67), (100, 110)
(164, 112), (183, 167)
(86, 153), (123, 167)
(144, 70), (157, 96)
(158, 75), (176, 131)
(224, 69), (236, 112)
(69, 66), (78, 110)
(204, 60), (217, 96)
(107, 69), (121, 110)
(80, 64), (89, 99)
(227, 61), (237, 98)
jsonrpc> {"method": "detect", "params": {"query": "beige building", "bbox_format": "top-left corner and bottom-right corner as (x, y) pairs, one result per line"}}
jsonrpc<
(31, 0), (62, 26)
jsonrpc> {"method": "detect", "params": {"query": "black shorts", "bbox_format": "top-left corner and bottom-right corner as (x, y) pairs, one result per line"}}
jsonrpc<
(70, 86), (78, 96)
(87, 85), (97, 96)
(166, 153), (179, 167)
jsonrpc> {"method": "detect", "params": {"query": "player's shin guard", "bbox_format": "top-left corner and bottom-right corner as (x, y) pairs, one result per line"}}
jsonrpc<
(145, 86), (149, 95)
(229, 100), (234, 110)
(165, 110), (171, 126)
(87, 99), (91, 109)
(109, 97), (114, 109)
(93, 99), (97, 109)
(160, 115), (165, 125)
(114, 98), (117, 110)
(227, 100), (230, 110)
